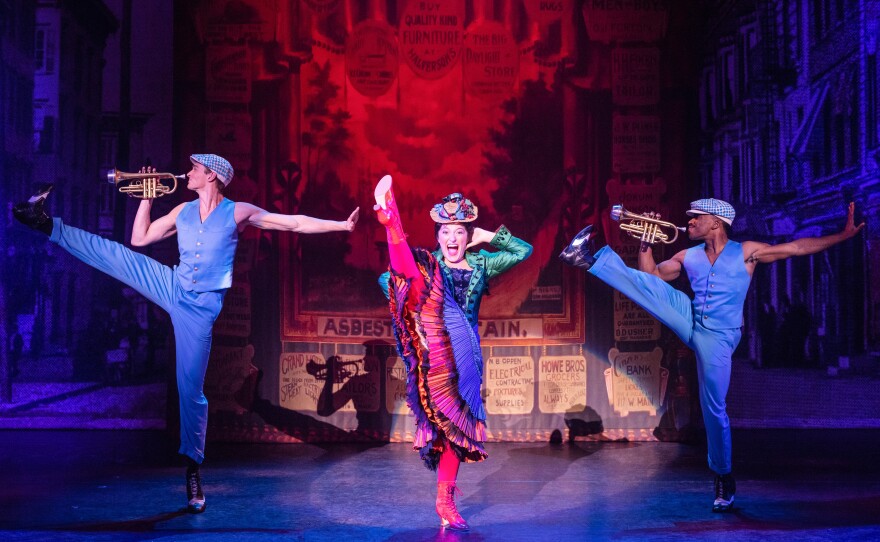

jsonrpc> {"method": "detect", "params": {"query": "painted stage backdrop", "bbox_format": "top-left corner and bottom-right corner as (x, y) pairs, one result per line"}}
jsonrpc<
(115, 0), (880, 441)
(4, 1), (878, 438)
(170, 0), (705, 445)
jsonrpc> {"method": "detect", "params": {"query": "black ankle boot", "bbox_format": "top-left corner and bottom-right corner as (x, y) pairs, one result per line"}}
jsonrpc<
(559, 225), (596, 270)
(13, 185), (54, 235)
(186, 465), (206, 514)
(712, 473), (736, 512)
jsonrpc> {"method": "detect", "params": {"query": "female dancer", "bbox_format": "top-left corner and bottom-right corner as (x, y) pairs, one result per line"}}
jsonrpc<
(375, 175), (532, 530)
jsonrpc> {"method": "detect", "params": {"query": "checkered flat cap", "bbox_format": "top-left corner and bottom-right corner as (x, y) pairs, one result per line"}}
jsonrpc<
(190, 154), (234, 186)
(686, 198), (735, 225)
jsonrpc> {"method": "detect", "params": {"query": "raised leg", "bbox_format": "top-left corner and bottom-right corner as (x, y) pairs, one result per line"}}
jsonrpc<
(374, 175), (420, 279)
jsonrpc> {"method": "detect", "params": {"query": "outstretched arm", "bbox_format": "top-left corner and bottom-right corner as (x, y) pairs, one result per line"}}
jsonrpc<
(744, 202), (864, 264)
(236, 202), (359, 233)
(638, 244), (685, 281)
(131, 200), (185, 247)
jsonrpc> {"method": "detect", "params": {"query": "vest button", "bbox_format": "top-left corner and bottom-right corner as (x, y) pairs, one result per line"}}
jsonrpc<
(703, 315), (708, 319)
(194, 267), (198, 271)
(192, 279), (197, 284)
(196, 254), (200, 258)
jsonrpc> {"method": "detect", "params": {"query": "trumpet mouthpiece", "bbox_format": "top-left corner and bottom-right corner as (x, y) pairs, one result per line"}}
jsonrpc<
(106, 169), (117, 184)
(610, 204), (625, 222)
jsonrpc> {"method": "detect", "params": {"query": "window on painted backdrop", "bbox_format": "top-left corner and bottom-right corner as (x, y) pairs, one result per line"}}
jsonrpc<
(34, 27), (55, 73)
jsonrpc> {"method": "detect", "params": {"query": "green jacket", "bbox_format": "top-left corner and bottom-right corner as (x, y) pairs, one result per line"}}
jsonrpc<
(379, 225), (533, 327)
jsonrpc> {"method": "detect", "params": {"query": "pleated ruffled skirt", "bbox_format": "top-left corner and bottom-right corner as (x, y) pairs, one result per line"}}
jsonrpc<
(386, 250), (487, 469)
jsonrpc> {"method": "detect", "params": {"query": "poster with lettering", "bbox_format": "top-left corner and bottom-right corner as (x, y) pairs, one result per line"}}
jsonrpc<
(581, 0), (670, 44)
(400, 0), (464, 80)
(205, 344), (256, 414)
(538, 355), (587, 413)
(303, 0), (342, 16)
(605, 177), (667, 217)
(206, 112), (253, 172)
(346, 20), (399, 98)
(523, 0), (572, 26)
(213, 238), (256, 338)
(604, 177), (669, 250)
(612, 114), (661, 173)
(613, 291), (660, 342)
(612, 47), (660, 106)
(603, 347), (669, 416)
(316, 317), (544, 343)
(478, 319), (544, 342)
(322, 354), (381, 414)
(602, 178), (665, 341)
(463, 20), (519, 100)
(231, 237), (256, 282)
(384, 355), (410, 415)
(205, 45), (251, 103)
(315, 317), (396, 342)
(213, 283), (252, 338)
(485, 356), (535, 415)
(205, 0), (271, 43)
(279, 352), (324, 412)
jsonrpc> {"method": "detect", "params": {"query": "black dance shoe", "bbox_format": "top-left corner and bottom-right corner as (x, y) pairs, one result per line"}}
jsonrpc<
(13, 184), (54, 235)
(559, 225), (596, 270)
(186, 467), (206, 514)
(712, 474), (736, 513)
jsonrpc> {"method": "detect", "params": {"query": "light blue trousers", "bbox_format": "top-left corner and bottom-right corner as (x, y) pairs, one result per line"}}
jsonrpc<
(50, 218), (224, 463)
(590, 246), (739, 474)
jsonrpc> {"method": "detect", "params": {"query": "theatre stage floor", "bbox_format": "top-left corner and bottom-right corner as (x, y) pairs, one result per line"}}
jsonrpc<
(1, 429), (879, 541)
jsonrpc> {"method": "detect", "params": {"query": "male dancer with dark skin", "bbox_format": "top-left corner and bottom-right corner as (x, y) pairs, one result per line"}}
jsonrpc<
(561, 198), (863, 512)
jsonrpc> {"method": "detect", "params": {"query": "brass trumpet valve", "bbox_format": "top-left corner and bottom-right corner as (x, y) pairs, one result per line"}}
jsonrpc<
(106, 169), (184, 199)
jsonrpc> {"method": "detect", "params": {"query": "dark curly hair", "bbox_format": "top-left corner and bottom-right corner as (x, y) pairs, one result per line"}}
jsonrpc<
(434, 221), (475, 245)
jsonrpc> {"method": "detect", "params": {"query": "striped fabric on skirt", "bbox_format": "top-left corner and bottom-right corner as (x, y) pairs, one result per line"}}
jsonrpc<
(386, 248), (487, 470)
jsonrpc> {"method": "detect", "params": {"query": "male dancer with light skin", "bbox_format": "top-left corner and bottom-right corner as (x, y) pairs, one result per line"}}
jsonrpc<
(13, 154), (359, 513)
(560, 198), (863, 512)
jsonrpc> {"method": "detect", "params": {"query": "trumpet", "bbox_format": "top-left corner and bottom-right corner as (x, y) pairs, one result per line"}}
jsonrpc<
(611, 204), (687, 245)
(106, 169), (186, 199)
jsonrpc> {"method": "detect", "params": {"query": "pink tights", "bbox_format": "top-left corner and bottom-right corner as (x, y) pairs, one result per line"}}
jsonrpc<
(437, 440), (461, 483)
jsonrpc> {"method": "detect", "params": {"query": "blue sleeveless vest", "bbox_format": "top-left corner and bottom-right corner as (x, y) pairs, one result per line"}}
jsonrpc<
(175, 198), (238, 292)
(684, 240), (751, 330)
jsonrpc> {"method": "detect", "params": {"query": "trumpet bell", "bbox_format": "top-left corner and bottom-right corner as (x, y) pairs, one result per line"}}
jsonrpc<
(106, 169), (185, 199)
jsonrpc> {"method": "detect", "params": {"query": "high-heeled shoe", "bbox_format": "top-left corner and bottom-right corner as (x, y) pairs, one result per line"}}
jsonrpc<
(436, 481), (469, 531)
(373, 175), (406, 244)
(558, 225), (596, 270)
